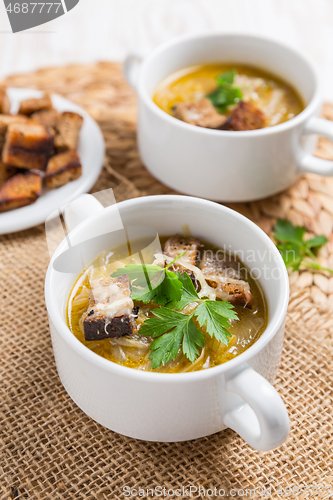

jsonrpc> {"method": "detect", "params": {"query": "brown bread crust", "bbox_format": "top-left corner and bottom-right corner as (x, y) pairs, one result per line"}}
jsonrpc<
(84, 315), (134, 341)
(54, 112), (83, 151)
(18, 94), (53, 116)
(0, 160), (19, 188)
(2, 122), (54, 170)
(45, 150), (82, 189)
(0, 171), (42, 212)
(0, 87), (11, 114)
(173, 98), (226, 129)
(31, 108), (59, 131)
(199, 252), (253, 308)
(163, 235), (200, 266)
(220, 101), (265, 131)
(221, 282), (253, 308)
(0, 115), (30, 151)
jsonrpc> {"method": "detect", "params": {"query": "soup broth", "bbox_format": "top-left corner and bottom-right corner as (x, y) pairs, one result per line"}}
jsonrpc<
(67, 237), (267, 373)
(153, 64), (304, 128)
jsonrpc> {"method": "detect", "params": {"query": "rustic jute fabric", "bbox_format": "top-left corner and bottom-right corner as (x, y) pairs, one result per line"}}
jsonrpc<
(1, 63), (333, 500)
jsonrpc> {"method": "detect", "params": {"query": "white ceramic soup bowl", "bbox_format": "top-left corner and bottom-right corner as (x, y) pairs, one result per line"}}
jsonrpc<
(45, 194), (289, 451)
(124, 33), (333, 202)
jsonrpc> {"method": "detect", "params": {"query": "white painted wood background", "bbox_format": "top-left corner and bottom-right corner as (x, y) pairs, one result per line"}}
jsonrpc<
(0, 0), (332, 99)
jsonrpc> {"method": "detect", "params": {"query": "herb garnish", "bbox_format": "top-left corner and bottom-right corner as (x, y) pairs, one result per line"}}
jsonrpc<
(112, 257), (238, 369)
(207, 69), (243, 113)
(273, 219), (333, 274)
(140, 272), (237, 368)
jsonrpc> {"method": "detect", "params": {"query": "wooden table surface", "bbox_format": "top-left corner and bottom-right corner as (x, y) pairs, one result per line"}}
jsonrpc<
(0, 0), (332, 100)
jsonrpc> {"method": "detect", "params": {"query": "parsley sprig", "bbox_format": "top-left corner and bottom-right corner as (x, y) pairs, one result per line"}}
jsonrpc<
(207, 69), (243, 113)
(140, 272), (237, 369)
(273, 219), (333, 274)
(112, 257), (238, 369)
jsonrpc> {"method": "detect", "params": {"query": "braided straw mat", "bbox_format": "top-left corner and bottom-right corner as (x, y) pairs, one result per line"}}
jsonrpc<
(1, 63), (332, 500)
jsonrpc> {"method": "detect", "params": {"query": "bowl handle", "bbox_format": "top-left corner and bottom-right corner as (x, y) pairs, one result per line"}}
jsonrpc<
(223, 365), (289, 451)
(64, 194), (104, 233)
(123, 52), (144, 90)
(298, 116), (333, 175)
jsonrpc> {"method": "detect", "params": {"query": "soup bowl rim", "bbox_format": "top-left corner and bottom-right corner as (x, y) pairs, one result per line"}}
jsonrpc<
(45, 195), (289, 382)
(138, 31), (321, 137)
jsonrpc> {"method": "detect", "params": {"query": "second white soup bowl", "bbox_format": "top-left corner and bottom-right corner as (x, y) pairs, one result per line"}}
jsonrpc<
(125, 33), (333, 201)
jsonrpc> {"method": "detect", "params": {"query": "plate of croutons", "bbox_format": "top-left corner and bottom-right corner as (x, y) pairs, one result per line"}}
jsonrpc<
(0, 87), (105, 234)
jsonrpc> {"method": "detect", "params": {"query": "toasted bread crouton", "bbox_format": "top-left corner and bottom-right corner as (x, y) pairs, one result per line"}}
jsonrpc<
(221, 101), (265, 131)
(54, 112), (83, 151)
(83, 275), (135, 341)
(0, 159), (18, 187)
(0, 171), (42, 212)
(173, 98), (226, 129)
(0, 87), (10, 114)
(18, 93), (53, 116)
(0, 114), (29, 151)
(163, 236), (200, 266)
(199, 252), (253, 308)
(45, 150), (82, 189)
(2, 122), (54, 171)
(31, 108), (59, 131)
(0, 114), (29, 135)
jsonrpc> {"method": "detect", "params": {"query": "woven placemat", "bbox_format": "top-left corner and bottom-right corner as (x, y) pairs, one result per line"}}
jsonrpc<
(1, 63), (332, 500)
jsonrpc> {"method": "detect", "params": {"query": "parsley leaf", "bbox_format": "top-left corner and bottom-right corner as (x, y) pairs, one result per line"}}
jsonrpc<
(305, 235), (328, 249)
(278, 243), (302, 271)
(130, 287), (158, 304)
(140, 308), (205, 368)
(167, 271), (200, 310)
(182, 319), (206, 362)
(273, 219), (306, 247)
(273, 219), (333, 274)
(111, 252), (185, 305)
(112, 263), (164, 289)
(207, 69), (243, 113)
(208, 87), (243, 113)
(196, 300), (237, 344)
(153, 269), (183, 306)
(139, 308), (184, 338)
(149, 328), (184, 369)
(216, 69), (236, 86)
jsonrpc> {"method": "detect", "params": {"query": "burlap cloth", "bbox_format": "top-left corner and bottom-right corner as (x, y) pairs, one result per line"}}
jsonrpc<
(1, 63), (332, 500)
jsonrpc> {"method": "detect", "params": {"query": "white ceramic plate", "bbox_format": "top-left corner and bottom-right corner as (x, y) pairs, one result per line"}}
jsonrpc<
(0, 88), (105, 235)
